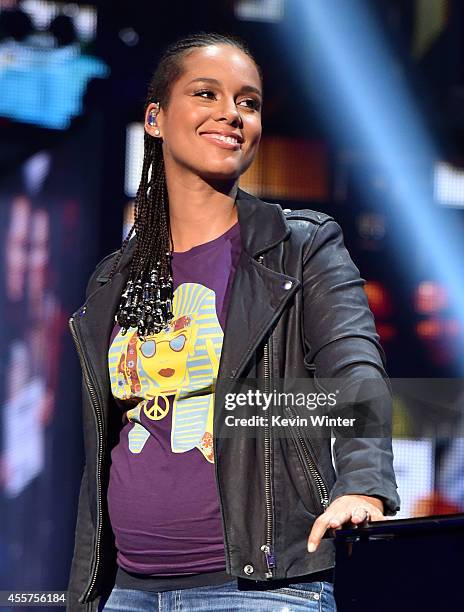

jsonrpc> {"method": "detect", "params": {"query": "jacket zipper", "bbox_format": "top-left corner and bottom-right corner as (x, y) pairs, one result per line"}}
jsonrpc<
(285, 403), (330, 511)
(300, 435), (330, 511)
(293, 364), (330, 509)
(255, 253), (276, 579)
(261, 338), (276, 578)
(69, 315), (104, 603)
(257, 252), (329, 578)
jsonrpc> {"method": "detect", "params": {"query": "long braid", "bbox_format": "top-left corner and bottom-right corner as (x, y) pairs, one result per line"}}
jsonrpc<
(109, 31), (261, 338)
(110, 131), (173, 338)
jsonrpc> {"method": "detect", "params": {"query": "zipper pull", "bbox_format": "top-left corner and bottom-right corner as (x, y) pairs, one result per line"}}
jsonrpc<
(260, 544), (275, 578)
(321, 496), (330, 510)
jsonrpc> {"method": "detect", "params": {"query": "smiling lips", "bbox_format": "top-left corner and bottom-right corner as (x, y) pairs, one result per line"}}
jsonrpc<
(200, 132), (242, 150)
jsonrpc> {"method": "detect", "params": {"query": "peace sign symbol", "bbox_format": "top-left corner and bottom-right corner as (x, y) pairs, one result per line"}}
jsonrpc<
(144, 394), (170, 420)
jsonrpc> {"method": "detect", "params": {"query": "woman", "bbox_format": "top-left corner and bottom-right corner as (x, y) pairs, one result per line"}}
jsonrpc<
(67, 32), (400, 611)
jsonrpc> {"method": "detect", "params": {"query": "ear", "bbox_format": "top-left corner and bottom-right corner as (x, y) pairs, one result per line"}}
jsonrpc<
(144, 102), (162, 138)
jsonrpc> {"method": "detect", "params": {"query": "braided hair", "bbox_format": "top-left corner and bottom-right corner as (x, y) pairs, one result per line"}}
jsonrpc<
(110, 32), (262, 338)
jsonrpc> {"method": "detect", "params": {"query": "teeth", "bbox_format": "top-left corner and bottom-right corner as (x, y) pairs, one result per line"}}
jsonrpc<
(207, 134), (239, 144)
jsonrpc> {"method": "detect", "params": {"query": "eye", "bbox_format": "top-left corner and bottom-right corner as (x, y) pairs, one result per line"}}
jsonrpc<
(194, 89), (216, 100)
(194, 90), (261, 111)
(141, 340), (156, 358)
(169, 334), (186, 352)
(238, 98), (261, 111)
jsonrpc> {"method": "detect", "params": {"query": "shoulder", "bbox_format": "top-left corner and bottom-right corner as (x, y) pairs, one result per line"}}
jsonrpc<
(85, 247), (121, 298)
(280, 207), (338, 253)
(85, 236), (136, 298)
(265, 206), (350, 268)
(281, 207), (334, 226)
(85, 251), (117, 299)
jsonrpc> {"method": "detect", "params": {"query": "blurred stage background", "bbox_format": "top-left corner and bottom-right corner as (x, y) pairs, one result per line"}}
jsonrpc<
(1, 0), (464, 601)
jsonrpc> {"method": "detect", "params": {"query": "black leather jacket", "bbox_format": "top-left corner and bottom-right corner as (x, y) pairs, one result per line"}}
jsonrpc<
(66, 189), (400, 611)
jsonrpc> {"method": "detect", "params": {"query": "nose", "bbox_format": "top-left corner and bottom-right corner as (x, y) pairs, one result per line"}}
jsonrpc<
(213, 98), (243, 127)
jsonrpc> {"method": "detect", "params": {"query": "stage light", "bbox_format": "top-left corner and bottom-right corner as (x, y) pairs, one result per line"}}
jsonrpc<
(434, 161), (464, 208)
(416, 319), (442, 340)
(294, 0), (464, 372)
(125, 123), (144, 198)
(240, 137), (328, 200)
(416, 318), (461, 340)
(376, 323), (396, 342)
(415, 281), (448, 314)
(364, 281), (392, 318)
(235, 0), (285, 23)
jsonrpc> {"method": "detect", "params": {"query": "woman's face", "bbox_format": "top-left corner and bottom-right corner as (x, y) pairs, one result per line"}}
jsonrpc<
(145, 44), (262, 182)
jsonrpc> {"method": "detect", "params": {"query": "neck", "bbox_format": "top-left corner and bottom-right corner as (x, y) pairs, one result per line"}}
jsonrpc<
(165, 172), (239, 253)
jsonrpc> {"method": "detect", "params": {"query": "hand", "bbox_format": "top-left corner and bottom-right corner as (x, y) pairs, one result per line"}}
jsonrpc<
(307, 494), (385, 552)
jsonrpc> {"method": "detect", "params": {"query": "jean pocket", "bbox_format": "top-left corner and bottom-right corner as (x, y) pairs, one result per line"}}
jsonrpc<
(273, 580), (323, 601)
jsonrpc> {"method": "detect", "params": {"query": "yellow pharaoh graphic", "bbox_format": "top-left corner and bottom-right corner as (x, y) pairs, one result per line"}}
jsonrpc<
(108, 283), (223, 463)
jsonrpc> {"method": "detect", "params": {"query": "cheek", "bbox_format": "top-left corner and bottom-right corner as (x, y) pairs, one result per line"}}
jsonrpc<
(244, 117), (262, 145)
(162, 106), (204, 144)
(245, 126), (262, 156)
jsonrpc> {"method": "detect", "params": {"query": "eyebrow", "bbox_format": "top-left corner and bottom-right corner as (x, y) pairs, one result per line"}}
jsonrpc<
(186, 77), (262, 98)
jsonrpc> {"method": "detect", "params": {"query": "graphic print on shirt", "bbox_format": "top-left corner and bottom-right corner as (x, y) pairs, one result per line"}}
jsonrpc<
(108, 283), (222, 463)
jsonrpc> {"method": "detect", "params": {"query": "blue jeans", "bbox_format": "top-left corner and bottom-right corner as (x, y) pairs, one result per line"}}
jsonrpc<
(100, 579), (336, 611)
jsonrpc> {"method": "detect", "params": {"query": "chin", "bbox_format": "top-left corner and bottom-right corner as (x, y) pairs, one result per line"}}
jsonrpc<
(199, 165), (243, 181)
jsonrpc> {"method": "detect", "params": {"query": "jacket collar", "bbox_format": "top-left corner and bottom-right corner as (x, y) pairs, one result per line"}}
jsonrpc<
(116, 188), (290, 273)
(234, 188), (290, 257)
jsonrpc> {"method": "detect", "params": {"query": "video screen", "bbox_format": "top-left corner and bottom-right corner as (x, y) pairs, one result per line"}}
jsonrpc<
(0, 1), (108, 129)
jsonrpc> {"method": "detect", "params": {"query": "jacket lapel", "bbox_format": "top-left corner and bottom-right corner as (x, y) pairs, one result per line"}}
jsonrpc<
(218, 249), (300, 383)
(216, 189), (301, 382)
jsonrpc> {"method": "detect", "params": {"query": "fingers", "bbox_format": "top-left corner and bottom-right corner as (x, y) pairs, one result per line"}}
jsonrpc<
(307, 505), (383, 552)
(307, 509), (352, 552)
(367, 508), (386, 522)
(350, 506), (371, 524)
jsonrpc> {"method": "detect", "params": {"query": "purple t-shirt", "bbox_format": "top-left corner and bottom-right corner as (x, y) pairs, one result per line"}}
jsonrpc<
(107, 222), (241, 576)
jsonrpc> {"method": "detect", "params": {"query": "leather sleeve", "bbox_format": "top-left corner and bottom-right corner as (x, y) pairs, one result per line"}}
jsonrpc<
(302, 219), (400, 515)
